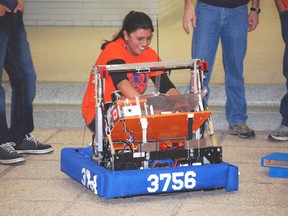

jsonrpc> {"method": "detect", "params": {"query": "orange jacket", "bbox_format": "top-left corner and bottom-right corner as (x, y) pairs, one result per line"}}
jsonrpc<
(82, 38), (162, 126)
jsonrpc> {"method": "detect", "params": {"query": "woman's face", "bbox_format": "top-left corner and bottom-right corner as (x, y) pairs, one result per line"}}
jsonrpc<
(124, 28), (153, 56)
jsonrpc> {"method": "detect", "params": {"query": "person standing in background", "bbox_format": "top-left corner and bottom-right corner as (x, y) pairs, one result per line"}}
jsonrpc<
(268, 0), (288, 142)
(0, 0), (53, 165)
(183, 0), (260, 139)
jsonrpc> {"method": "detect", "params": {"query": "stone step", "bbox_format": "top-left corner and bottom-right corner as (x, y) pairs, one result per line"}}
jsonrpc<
(29, 104), (281, 131)
(3, 83), (285, 131)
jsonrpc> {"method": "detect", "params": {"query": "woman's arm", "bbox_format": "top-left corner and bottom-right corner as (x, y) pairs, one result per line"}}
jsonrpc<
(116, 79), (142, 98)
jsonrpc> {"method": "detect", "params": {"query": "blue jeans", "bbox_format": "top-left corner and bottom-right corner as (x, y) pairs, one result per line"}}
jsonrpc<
(192, 1), (248, 126)
(280, 11), (288, 126)
(0, 11), (36, 145)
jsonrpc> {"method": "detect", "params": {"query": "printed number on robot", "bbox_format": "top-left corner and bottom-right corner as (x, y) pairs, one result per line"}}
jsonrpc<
(147, 171), (196, 193)
(81, 168), (98, 194)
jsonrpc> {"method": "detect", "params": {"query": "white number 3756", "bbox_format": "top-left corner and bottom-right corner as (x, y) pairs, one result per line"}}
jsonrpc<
(147, 171), (196, 193)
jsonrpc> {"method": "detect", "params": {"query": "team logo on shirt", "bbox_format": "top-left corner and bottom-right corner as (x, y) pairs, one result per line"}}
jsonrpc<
(128, 73), (148, 94)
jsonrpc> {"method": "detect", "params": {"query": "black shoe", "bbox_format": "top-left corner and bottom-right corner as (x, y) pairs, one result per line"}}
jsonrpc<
(228, 123), (255, 139)
(15, 134), (54, 154)
(0, 142), (25, 165)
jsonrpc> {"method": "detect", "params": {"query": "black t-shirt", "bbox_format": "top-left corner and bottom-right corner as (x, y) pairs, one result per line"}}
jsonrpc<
(200, 0), (250, 8)
(0, 0), (18, 10)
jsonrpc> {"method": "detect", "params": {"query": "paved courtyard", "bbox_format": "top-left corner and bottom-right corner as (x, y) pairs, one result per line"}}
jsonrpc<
(0, 128), (287, 216)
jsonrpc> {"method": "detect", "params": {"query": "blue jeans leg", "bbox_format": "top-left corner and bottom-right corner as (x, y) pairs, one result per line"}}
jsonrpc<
(192, 1), (221, 98)
(0, 13), (13, 143)
(221, 6), (248, 126)
(192, 2), (248, 125)
(0, 12), (36, 144)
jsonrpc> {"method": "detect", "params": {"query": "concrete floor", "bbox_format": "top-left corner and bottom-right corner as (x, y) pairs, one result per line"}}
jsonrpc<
(0, 129), (287, 216)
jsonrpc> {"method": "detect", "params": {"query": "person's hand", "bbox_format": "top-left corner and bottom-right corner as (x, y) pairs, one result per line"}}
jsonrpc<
(14, 0), (24, 13)
(183, 5), (196, 34)
(0, 4), (11, 16)
(248, 12), (259, 32)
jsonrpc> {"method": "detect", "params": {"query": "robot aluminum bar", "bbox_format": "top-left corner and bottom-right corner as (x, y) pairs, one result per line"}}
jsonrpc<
(98, 59), (203, 74)
(93, 66), (103, 153)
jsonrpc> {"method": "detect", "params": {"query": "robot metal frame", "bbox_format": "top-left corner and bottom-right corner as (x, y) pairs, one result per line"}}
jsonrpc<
(61, 59), (239, 199)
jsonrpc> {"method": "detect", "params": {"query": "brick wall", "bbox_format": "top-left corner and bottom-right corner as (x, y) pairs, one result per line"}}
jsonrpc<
(23, 0), (182, 26)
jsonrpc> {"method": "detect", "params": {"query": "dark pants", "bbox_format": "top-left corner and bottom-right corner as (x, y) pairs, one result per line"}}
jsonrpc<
(0, 12), (36, 144)
(280, 11), (288, 126)
(280, 11), (288, 90)
(280, 93), (288, 126)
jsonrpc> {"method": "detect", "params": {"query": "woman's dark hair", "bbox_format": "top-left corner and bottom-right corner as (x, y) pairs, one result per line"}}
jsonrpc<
(101, 11), (154, 50)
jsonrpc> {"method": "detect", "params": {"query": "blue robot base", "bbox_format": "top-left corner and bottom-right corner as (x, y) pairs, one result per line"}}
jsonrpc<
(61, 147), (239, 199)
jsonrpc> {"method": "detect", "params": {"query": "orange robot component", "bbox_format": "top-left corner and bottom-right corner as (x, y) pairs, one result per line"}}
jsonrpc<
(111, 111), (210, 141)
(111, 111), (211, 151)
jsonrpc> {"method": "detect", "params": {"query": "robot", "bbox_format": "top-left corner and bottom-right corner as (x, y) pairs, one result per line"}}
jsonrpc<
(61, 60), (238, 198)
(92, 59), (221, 170)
